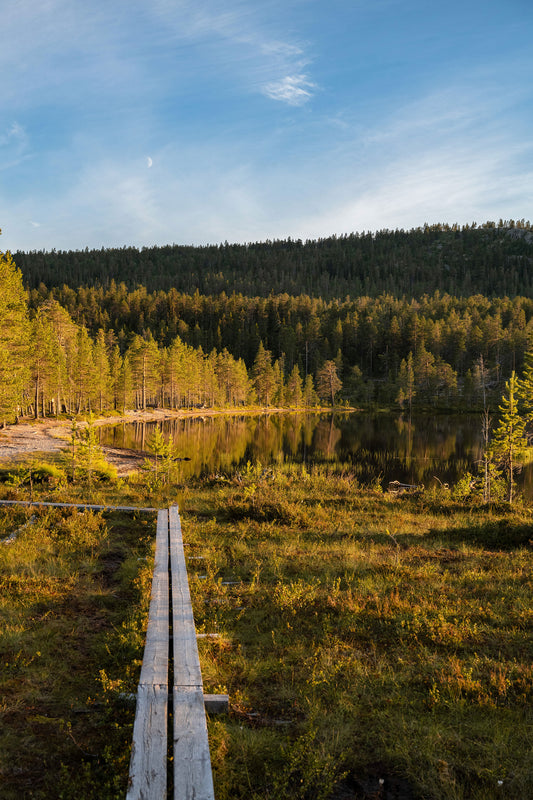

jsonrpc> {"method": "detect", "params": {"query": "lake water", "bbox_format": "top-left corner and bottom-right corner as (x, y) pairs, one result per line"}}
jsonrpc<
(98, 411), (521, 492)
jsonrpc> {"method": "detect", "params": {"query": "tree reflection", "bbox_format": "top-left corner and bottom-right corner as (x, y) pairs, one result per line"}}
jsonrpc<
(100, 412), (486, 487)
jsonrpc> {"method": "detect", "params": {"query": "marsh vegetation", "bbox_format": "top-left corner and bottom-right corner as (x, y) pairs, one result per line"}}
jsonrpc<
(181, 465), (533, 799)
(1, 450), (530, 799)
(0, 503), (154, 799)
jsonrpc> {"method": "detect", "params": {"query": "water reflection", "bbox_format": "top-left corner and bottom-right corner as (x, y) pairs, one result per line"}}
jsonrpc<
(99, 412), (494, 489)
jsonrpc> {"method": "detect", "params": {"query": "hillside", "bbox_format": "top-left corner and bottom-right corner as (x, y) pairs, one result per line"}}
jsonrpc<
(15, 221), (533, 300)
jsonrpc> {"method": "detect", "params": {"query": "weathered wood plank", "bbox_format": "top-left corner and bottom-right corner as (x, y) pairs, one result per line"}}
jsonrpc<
(139, 509), (170, 687)
(126, 509), (170, 800)
(169, 505), (216, 799)
(0, 500), (157, 512)
(127, 504), (216, 799)
(173, 687), (215, 800)
(126, 684), (168, 800)
(203, 694), (229, 714)
(169, 505), (203, 688)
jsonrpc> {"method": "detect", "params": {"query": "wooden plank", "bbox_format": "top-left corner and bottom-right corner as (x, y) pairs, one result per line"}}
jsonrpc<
(126, 509), (170, 799)
(169, 505), (203, 688)
(169, 505), (216, 799)
(139, 509), (170, 686)
(173, 687), (215, 800)
(0, 500), (157, 512)
(203, 694), (229, 714)
(126, 684), (168, 800)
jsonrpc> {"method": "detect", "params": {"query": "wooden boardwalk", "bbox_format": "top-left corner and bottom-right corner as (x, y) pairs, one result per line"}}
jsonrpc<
(127, 506), (216, 800)
(0, 498), (217, 796)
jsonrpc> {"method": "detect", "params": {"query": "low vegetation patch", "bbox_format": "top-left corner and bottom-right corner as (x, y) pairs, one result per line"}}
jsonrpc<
(0, 503), (154, 799)
(179, 465), (533, 800)
(1, 458), (532, 799)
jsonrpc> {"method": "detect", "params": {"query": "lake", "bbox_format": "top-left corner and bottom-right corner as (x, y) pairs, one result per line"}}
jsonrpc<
(98, 411), (520, 492)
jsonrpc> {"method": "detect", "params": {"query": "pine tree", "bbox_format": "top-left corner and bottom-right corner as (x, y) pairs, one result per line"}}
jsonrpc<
(128, 334), (160, 410)
(492, 371), (525, 503)
(166, 337), (188, 409)
(117, 353), (134, 413)
(303, 374), (317, 406)
(517, 350), (533, 440)
(31, 309), (58, 418)
(253, 342), (276, 406)
(42, 300), (77, 416)
(316, 360), (342, 406)
(397, 352), (415, 413)
(73, 326), (96, 414)
(0, 249), (30, 423)
(93, 329), (112, 412)
(286, 364), (303, 407)
(77, 414), (101, 490)
(109, 345), (123, 411)
(143, 426), (177, 489)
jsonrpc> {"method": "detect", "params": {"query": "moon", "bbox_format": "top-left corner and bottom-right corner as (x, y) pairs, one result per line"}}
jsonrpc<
(147, 156), (153, 168)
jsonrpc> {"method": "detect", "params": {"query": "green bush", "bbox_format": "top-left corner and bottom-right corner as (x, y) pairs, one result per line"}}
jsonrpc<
(0, 462), (67, 487)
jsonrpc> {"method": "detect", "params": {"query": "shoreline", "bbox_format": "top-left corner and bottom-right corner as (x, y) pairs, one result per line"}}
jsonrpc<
(0, 406), (345, 473)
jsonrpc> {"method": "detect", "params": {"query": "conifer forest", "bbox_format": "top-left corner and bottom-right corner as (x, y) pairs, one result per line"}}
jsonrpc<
(3, 220), (533, 422)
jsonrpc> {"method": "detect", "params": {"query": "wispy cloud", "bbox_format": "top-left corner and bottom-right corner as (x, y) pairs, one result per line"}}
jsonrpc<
(149, 0), (316, 103)
(0, 123), (26, 147)
(2, 1), (532, 253)
(0, 122), (30, 171)
(263, 74), (316, 106)
(2, 0), (318, 138)
(285, 82), (533, 237)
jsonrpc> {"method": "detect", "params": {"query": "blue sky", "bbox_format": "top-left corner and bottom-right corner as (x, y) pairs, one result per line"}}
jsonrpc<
(2, 0), (532, 252)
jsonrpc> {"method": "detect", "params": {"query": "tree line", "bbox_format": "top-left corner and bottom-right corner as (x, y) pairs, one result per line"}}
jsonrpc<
(14, 220), (533, 300)
(28, 279), (533, 409)
(5, 217), (533, 421)
(0, 249), (347, 424)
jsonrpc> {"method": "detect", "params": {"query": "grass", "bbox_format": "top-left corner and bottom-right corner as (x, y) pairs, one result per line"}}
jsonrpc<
(0, 502), (154, 799)
(0, 458), (532, 798)
(178, 464), (533, 800)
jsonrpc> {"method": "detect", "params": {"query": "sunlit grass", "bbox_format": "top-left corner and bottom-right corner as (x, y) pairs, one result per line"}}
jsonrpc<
(1, 458), (531, 799)
(0, 504), (154, 799)
(180, 466), (533, 800)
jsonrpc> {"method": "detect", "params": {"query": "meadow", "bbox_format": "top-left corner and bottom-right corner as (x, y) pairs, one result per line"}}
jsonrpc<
(0, 460), (531, 799)
(181, 465), (533, 799)
(0, 498), (154, 799)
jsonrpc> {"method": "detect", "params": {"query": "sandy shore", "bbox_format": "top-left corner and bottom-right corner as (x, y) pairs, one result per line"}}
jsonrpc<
(0, 411), (168, 474)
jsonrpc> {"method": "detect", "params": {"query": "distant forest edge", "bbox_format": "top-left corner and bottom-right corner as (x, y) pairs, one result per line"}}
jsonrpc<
(2, 220), (533, 422)
(14, 220), (533, 299)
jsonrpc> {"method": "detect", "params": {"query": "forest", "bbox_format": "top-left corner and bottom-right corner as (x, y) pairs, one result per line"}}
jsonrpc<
(14, 220), (533, 298)
(0, 249), (322, 421)
(2, 220), (533, 423)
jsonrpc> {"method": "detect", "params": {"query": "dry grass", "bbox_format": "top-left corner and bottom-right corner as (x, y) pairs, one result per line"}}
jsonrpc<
(1, 458), (531, 799)
(0, 505), (154, 799)
(180, 465), (533, 800)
